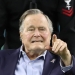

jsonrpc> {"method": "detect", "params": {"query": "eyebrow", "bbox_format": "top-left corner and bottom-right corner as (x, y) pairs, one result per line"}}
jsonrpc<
(28, 25), (34, 28)
(38, 26), (45, 28)
(28, 25), (46, 29)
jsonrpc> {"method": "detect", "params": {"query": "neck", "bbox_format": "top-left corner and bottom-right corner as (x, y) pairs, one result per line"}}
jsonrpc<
(23, 46), (45, 60)
(25, 49), (45, 60)
(26, 52), (40, 60)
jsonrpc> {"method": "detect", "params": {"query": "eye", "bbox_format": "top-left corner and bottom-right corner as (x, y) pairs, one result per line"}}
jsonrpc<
(28, 28), (35, 31)
(39, 27), (46, 31)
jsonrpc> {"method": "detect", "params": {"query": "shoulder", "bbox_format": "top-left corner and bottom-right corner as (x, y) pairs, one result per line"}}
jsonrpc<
(0, 48), (20, 57)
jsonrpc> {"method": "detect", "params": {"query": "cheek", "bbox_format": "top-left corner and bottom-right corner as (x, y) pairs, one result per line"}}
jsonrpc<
(42, 32), (51, 39)
(42, 32), (51, 45)
(25, 34), (31, 38)
(22, 33), (32, 42)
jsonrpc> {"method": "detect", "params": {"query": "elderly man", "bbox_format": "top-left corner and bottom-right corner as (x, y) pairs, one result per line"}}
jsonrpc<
(0, 9), (75, 75)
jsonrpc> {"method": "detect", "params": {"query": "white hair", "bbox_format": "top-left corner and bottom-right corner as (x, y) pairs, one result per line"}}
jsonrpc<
(19, 9), (53, 34)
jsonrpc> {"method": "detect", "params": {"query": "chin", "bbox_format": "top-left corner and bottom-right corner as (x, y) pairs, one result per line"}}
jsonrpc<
(31, 45), (45, 51)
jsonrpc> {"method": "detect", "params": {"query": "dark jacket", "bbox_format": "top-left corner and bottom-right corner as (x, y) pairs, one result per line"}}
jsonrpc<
(0, 48), (75, 75)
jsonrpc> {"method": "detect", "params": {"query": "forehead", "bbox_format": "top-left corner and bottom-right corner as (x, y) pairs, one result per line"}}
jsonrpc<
(22, 13), (49, 27)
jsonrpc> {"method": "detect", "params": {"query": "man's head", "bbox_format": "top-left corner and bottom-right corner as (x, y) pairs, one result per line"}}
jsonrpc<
(19, 9), (53, 55)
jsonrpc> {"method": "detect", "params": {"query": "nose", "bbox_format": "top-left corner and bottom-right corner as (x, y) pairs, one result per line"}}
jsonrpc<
(34, 29), (40, 37)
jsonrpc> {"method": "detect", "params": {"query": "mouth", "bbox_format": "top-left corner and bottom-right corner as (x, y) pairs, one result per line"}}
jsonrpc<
(31, 40), (43, 43)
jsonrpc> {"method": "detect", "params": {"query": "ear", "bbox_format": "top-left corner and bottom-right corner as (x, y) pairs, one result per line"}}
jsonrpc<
(49, 33), (52, 41)
(20, 32), (23, 41)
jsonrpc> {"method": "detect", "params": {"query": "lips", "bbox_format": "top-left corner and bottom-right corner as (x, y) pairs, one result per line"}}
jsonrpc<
(31, 40), (43, 43)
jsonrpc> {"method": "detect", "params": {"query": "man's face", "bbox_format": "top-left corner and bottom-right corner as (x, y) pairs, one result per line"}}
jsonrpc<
(20, 14), (51, 52)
